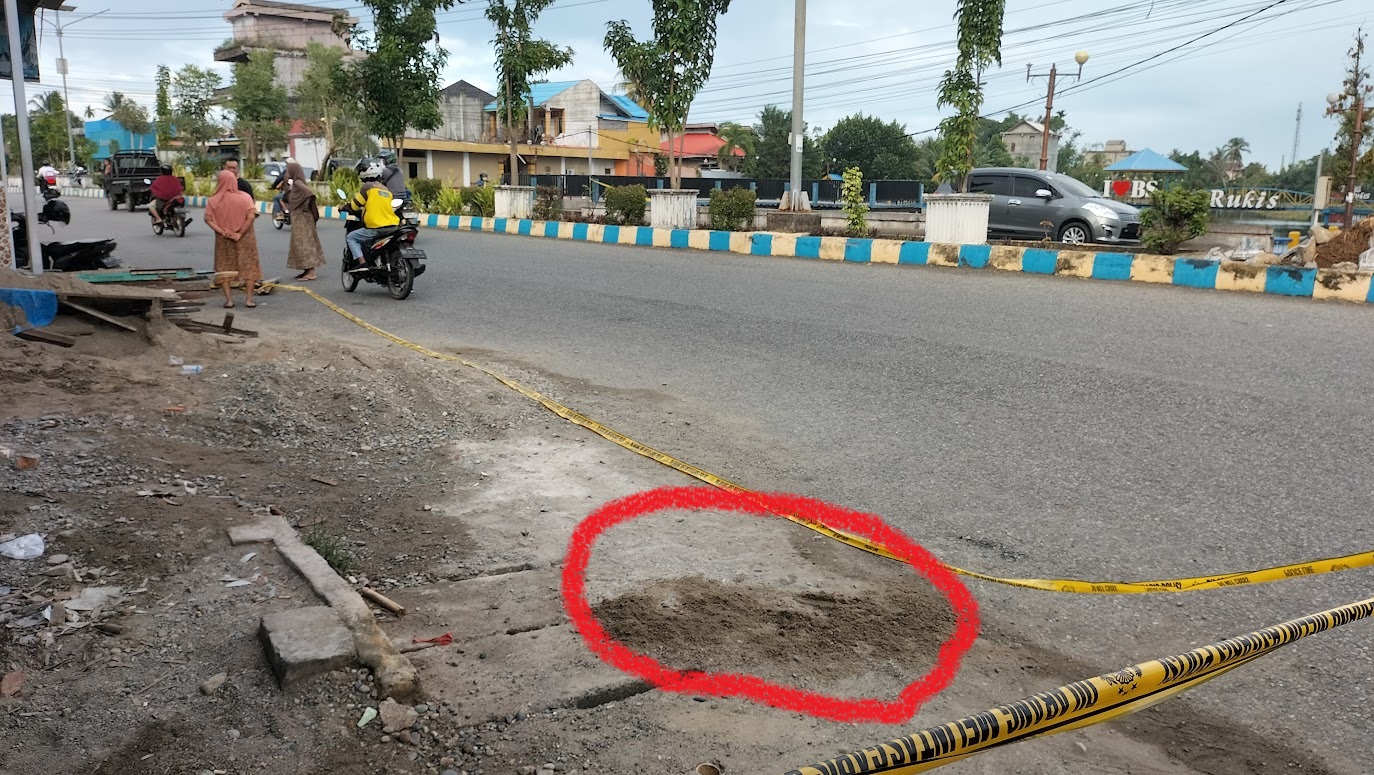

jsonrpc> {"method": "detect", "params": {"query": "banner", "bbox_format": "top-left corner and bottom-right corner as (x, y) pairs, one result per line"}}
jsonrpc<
(0, 2), (40, 83)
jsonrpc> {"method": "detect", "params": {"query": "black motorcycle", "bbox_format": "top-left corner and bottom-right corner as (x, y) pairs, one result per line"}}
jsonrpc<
(145, 181), (191, 238)
(336, 188), (426, 300)
(12, 204), (119, 272)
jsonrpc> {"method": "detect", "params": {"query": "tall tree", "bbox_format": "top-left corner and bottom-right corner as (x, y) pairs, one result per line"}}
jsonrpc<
(172, 65), (224, 154)
(747, 105), (820, 179)
(1328, 28), (1374, 196)
(154, 65), (174, 148)
(935, 0), (1006, 189)
(102, 91), (127, 117)
(354, 0), (455, 159)
(1222, 137), (1250, 165)
(715, 120), (754, 172)
(604, 0), (732, 189)
(487, 0), (574, 182)
(229, 51), (289, 164)
(24, 92), (80, 165)
(296, 42), (375, 165)
(110, 100), (152, 151)
(821, 114), (925, 180)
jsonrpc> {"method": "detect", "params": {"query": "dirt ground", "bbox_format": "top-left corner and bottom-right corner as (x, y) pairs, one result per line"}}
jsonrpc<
(1314, 217), (1374, 267)
(1, 302), (1359, 775)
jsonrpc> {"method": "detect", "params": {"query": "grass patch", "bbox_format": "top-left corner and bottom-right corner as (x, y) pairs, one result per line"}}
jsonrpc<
(302, 528), (356, 574)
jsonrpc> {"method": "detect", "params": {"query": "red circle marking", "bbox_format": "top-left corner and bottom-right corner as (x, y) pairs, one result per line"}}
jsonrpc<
(560, 487), (980, 724)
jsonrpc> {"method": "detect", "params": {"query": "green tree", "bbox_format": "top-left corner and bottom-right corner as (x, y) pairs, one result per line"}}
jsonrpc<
(154, 65), (174, 148)
(935, 0), (1006, 189)
(1140, 187), (1210, 254)
(1222, 137), (1250, 166)
(604, 0), (733, 190)
(821, 114), (923, 180)
(1167, 149), (1226, 190)
(24, 92), (77, 165)
(296, 42), (375, 164)
(102, 91), (128, 117)
(172, 65), (224, 154)
(488, 0), (574, 181)
(840, 166), (868, 234)
(110, 99), (151, 151)
(715, 120), (754, 172)
(747, 105), (820, 179)
(354, 0), (455, 158)
(1328, 28), (1374, 196)
(229, 50), (289, 164)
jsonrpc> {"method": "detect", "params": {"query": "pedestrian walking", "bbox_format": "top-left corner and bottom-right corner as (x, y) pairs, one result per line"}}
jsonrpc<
(204, 170), (263, 308)
(283, 161), (325, 281)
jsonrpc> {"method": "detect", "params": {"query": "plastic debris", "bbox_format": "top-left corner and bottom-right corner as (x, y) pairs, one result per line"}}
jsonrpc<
(0, 534), (44, 560)
(357, 707), (378, 728)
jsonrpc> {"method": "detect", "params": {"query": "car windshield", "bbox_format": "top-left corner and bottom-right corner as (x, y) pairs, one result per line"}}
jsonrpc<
(1048, 173), (1100, 199)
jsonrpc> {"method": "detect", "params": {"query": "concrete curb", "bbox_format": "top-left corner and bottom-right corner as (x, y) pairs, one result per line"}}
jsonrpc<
(52, 185), (1374, 305)
(228, 515), (421, 702)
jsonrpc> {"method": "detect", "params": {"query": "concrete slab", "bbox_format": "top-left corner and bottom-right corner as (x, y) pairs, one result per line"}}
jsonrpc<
(390, 567), (567, 640)
(260, 606), (356, 689)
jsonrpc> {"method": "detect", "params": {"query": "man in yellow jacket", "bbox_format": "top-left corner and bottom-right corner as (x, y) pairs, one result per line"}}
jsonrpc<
(346, 178), (400, 271)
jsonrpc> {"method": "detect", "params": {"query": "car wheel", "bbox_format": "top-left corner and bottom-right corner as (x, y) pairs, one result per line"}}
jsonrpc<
(1058, 221), (1092, 245)
(107, 193), (118, 210)
(126, 195), (137, 212)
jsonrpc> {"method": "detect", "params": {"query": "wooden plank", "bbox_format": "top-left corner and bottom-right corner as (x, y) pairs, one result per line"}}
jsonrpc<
(221, 312), (235, 333)
(15, 329), (76, 347)
(59, 299), (139, 332)
(172, 319), (259, 338)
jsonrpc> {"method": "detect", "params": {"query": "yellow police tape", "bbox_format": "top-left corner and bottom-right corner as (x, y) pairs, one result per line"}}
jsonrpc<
(784, 595), (1374, 774)
(268, 283), (1374, 594)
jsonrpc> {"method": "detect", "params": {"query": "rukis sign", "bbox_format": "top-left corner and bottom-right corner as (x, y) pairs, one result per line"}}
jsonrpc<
(1104, 179), (1315, 211)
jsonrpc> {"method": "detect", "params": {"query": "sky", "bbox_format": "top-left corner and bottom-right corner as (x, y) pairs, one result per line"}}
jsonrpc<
(5, 0), (1371, 171)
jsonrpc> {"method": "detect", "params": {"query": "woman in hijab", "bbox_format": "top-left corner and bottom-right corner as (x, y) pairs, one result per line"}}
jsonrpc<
(203, 169), (263, 308)
(283, 161), (325, 281)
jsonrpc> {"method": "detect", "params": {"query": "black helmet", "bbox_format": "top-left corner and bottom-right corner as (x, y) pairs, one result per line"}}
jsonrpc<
(379, 151), (396, 165)
(160, 164), (173, 175)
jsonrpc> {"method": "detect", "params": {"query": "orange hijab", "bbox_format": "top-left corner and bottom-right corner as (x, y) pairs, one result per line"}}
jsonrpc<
(204, 170), (256, 237)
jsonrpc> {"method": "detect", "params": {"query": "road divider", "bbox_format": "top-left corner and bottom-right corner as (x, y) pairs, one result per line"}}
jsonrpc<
(264, 282), (1374, 596)
(784, 595), (1374, 774)
(57, 186), (1374, 305)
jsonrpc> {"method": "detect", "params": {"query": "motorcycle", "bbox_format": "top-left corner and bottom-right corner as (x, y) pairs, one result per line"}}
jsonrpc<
(12, 214), (119, 272)
(143, 180), (192, 238)
(270, 171), (291, 230)
(336, 187), (426, 300)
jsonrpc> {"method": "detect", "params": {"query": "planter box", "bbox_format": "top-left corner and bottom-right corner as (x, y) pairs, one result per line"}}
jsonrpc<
(924, 192), (992, 245)
(495, 185), (535, 219)
(649, 189), (697, 230)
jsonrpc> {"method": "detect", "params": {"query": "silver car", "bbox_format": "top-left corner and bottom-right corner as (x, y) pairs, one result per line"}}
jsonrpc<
(969, 168), (1141, 244)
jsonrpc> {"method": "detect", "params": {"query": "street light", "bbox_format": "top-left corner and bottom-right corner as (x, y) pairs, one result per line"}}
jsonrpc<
(40, 8), (106, 171)
(1326, 90), (1366, 226)
(1026, 51), (1089, 172)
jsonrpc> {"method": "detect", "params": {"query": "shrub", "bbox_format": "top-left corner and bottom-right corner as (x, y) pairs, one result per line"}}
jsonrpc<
(841, 166), (869, 236)
(533, 185), (564, 221)
(332, 168), (362, 202)
(604, 184), (647, 225)
(431, 187), (465, 216)
(654, 154), (668, 176)
(1140, 187), (1210, 255)
(192, 158), (219, 178)
(242, 162), (265, 181)
(708, 187), (756, 231)
(462, 185), (496, 217)
(411, 177), (444, 212)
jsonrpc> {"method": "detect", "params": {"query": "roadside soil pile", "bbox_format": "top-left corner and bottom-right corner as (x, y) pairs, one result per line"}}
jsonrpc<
(1314, 218), (1374, 267)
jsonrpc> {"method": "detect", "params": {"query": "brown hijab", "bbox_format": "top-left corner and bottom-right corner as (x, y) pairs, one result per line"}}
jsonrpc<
(283, 162), (318, 220)
(204, 170), (256, 238)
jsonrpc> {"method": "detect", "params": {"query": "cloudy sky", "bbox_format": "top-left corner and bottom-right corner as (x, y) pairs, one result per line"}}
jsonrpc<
(4, 0), (1369, 170)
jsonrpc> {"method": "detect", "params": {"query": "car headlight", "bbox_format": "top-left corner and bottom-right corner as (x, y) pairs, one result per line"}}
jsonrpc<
(1084, 203), (1119, 221)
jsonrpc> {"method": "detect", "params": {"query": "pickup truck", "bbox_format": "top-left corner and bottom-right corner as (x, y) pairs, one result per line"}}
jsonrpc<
(103, 151), (163, 212)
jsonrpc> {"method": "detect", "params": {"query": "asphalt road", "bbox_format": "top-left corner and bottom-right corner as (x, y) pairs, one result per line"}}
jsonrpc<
(50, 194), (1374, 771)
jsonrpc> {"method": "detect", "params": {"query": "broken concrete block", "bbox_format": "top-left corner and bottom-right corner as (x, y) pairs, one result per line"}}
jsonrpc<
(378, 697), (418, 731)
(259, 607), (355, 689)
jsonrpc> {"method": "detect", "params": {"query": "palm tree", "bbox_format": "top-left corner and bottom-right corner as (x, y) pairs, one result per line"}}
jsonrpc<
(1222, 137), (1250, 165)
(103, 92), (127, 118)
(614, 69), (646, 107)
(83, 105), (95, 120)
(29, 91), (64, 116)
(715, 121), (755, 172)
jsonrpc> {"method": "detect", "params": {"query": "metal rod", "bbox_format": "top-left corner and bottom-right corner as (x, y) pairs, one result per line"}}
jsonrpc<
(787, 0), (807, 211)
(6, 0), (45, 275)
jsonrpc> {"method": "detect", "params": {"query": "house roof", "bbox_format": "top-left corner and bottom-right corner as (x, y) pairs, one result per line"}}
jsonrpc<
(1001, 120), (1059, 138)
(483, 81), (580, 112)
(661, 133), (744, 158)
(443, 80), (496, 103)
(1105, 147), (1188, 172)
(607, 95), (649, 121)
(226, 0), (358, 25)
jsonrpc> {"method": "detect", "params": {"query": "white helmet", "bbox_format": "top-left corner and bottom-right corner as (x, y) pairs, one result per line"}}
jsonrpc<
(360, 164), (384, 181)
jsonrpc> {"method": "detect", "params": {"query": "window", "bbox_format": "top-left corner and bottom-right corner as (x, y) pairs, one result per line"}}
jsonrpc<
(1012, 176), (1051, 197)
(604, 167), (612, 175)
(408, 162), (420, 179)
(1009, 143), (1017, 153)
(968, 175), (1012, 196)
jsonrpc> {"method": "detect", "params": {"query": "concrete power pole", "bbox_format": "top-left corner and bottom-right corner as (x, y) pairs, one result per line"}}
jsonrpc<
(47, 10), (107, 171)
(5, 0), (45, 275)
(785, 0), (808, 211)
(1290, 103), (1302, 170)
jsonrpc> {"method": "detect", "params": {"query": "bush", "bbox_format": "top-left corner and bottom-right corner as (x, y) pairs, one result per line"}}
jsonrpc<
(604, 184), (647, 226)
(431, 187), (465, 216)
(242, 162), (265, 181)
(708, 187), (756, 231)
(841, 167), (869, 236)
(332, 168), (362, 202)
(411, 177), (444, 212)
(533, 186), (564, 221)
(462, 185), (495, 217)
(1140, 187), (1210, 255)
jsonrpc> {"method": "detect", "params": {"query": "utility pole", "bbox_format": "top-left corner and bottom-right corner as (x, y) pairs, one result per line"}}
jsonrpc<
(1027, 51), (1088, 172)
(1290, 103), (1302, 171)
(5, 0), (45, 275)
(45, 9), (107, 171)
(784, 0), (807, 211)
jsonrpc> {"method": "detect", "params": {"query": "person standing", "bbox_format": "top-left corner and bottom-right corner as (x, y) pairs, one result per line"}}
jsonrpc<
(283, 161), (325, 281)
(222, 159), (256, 197)
(204, 170), (262, 308)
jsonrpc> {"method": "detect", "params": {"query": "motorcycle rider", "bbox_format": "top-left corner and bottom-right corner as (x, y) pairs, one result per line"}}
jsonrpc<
(344, 165), (400, 272)
(271, 157), (295, 221)
(37, 161), (58, 192)
(149, 165), (184, 226)
(378, 151), (408, 198)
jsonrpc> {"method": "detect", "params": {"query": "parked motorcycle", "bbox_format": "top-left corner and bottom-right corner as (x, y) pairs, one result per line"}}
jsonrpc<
(12, 212), (119, 272)
(336, 188), (426, 300)
(143, 179), (192, 238)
